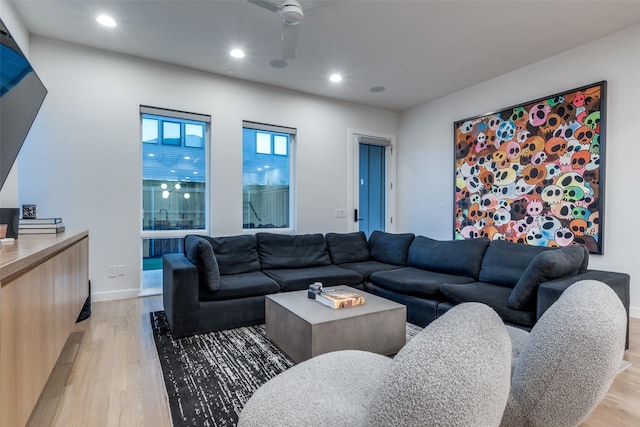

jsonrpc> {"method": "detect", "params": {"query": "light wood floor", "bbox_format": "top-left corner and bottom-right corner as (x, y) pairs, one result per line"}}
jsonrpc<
(27, 296), (640, 426)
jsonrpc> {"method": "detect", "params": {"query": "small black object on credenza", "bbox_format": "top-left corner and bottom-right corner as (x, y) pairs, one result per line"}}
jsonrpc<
(0, 208), (20, 239)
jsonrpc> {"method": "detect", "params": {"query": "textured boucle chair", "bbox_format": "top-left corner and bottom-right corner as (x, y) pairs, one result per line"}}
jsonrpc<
(501, 280), (627, 427)
(238, 302), (511, 427)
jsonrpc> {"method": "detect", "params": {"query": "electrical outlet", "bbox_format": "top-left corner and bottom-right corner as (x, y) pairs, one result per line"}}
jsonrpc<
(107, 266), (117, 278)
(336, 209), (347, 218)
(117, 264), (125, 276)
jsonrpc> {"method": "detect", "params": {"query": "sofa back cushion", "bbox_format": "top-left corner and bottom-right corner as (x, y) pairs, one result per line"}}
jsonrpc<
(184, 235), (221, 292)
(408, 236), (490, 278)
(369, 231), (415, 266)
(508, 245), (587, 309)
(201, 234), (261, 275)
(325, 231), (370, 265)
(256, 232), (331, 269)
(479, 240), (551, 287)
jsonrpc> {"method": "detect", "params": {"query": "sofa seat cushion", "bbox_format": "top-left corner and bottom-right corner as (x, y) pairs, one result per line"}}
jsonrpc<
(478, 240), (551, 288)
(184, 235), (221, 292)
(439, 282), (536, 328)
(263, 265), (363, 292)
(407, 236), (489, 279)
(508, 245), (586, 310)
(325, 231), (370, 264)
(200, 234), (261, 275)
(257, 233), (331, 269)
(370, 267), (475, 299)
(200, 271), (280, 302)
(339, 260), (401, 282)
(369, 231), (415, 266)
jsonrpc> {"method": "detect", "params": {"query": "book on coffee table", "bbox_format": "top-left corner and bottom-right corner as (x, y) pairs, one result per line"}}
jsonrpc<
(315, 290), (365, 309)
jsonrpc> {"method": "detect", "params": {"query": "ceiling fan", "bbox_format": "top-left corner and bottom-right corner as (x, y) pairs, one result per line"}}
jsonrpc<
(248, 0), (307, 61)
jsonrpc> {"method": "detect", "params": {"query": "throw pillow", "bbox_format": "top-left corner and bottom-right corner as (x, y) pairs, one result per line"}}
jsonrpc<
(184, 235), (221, 292)
(369, 231), (415, 266)
(508, 245), (585, 310)
(325, 231), (370, 264)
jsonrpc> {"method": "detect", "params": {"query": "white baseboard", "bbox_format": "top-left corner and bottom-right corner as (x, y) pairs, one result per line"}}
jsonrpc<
(91, 288), (140, 302)
(629, 306), (640, 319)
(138, 288), (162, 297)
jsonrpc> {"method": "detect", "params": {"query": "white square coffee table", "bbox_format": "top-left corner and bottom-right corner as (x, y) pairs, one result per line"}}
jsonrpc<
(265, 285), (407, 363)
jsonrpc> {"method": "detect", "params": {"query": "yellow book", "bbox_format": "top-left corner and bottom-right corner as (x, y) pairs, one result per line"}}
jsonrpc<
(315, 290), (365, 309)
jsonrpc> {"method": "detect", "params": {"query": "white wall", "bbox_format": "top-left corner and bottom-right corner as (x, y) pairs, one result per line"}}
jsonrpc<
(0, 0), (30, 207)
(18, 37), (399, 300)
(398, 24), (640, 316)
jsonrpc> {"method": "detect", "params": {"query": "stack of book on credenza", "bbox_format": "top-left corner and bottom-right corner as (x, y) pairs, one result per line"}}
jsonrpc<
(19, 217), (66, 234)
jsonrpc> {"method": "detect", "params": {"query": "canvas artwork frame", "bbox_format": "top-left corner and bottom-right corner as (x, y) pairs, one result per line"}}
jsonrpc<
(453, 81), (606, 254)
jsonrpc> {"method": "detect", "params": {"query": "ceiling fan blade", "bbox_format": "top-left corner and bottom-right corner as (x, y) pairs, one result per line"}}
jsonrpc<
(247, 0), (281, 13)
(282, 23), (300, 60)
(304, 1), (340, 18)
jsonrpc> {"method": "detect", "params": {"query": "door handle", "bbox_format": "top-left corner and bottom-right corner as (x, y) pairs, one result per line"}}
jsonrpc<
(354, 209), (363, 222)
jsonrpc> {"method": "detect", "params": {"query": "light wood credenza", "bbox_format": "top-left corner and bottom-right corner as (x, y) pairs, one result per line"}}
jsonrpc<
(0, 231), (89, 427)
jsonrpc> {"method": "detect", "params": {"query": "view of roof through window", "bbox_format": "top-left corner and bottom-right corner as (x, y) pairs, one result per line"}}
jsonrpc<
(142, 114), (206, 183)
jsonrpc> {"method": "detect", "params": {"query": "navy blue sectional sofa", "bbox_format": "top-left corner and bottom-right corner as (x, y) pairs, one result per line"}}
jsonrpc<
(163, 231), (630, 346)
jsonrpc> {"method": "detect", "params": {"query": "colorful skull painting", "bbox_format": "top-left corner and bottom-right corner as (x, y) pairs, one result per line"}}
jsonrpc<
(453, 82), (605, 253)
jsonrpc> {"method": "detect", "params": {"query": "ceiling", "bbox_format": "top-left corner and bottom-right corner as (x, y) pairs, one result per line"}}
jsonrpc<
(10, 0), (640, 112)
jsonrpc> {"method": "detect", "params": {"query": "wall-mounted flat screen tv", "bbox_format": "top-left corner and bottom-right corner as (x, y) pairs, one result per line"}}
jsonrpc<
(0, 18), (47, 190)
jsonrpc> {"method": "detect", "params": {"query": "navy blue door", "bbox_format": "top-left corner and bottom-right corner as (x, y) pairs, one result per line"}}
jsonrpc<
(359, 144), (385, 236)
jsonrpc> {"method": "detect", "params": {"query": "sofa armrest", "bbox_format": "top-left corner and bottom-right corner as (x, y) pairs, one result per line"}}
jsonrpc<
(163, 253), (200, 338)
(537, 269), (630, 349)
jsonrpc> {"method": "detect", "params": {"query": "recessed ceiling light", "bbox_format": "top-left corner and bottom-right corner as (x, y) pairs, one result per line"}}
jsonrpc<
(329, 74), (342, 83)
(270, 59), (288, 69)
(96, 15), (117, 27)
(230, 49), (245, 59)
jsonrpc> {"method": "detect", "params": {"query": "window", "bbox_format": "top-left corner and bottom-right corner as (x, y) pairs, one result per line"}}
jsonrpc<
(162, 121), (181, 145)
(256, 133), (272, 154)
(185, 123), (204, 148)
(141, 110), (208, 231)
(142, 118), (159, 143)
(274, 135), (288, 155)
(140, 106), (210, 293)
(243, 121), (295, 230)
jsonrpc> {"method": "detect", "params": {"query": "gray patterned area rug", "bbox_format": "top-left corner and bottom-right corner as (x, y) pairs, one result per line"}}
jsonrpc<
(150, 311), (422, 427)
